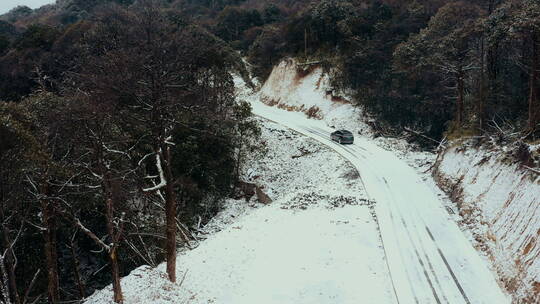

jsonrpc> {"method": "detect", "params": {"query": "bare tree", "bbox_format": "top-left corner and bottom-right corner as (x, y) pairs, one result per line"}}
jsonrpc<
(0, 102), (42, 304)
(0, 215), (23, 304)
(71, 3), (196, 283)
(64, 107), (132, 303)
(65, 0), (251, 286)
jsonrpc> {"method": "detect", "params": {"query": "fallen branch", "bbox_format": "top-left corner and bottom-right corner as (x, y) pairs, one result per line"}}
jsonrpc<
(178, 270), (188, 288)
(149, 199), (201, 247)
(124, 239), (155, 267)
(523, 165), (540, 175)
(436, 136), (448, 152)
(297, 60), (323, 66)
(22, 269), (40, 304)
(403, 127), (443, 145)
(423, 142), (448, 174)
(60, 211), (111, 253)
(29, 294), (42, 304)
(127, 232), (166, 240)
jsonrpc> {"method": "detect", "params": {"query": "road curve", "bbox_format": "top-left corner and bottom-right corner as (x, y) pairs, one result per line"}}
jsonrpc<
(251, 101), (509, 304)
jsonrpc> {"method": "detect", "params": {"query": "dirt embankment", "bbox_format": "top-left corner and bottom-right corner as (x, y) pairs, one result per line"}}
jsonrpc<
(256, 58), (371, 136)
(259, 58), (349, 118)
(433, 144), (540, 303)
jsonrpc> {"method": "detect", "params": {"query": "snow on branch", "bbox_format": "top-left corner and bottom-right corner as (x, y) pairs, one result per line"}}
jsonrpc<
(142, 154), (167, 193)
(137, 152), (155, 168)
(102, 143), (131, 159)
(165, 136), (176, 146)
(0, 255), (11, 304)
(73, 218), (111, 252)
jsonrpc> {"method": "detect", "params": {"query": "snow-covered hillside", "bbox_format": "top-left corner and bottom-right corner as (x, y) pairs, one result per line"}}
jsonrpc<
(434, 144), (540, 303)
(85, 57), (529, 304)
(258, 58), (371, 135)
(84, 119), (395, 304)
(246, 58), (510, 303)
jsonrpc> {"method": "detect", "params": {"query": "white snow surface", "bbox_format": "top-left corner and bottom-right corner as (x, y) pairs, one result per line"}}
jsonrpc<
(238, 59), (509, 303)
(84, 119), (395, 304)
(87, 59), (512, 304)
(247, 99), (509, 304)
(435, 145), (540, 303)
(257, 58), (371, 135)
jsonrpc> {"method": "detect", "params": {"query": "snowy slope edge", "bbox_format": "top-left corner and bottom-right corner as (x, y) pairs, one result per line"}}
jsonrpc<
(433, 145), (540, 303)
(258, 58), (372, 135)
(83, 118), (394, 303)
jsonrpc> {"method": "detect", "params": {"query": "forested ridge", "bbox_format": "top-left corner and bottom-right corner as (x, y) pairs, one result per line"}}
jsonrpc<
(0, 0), (539, 303)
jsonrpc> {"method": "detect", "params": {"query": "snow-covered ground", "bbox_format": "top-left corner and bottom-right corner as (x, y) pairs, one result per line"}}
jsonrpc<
(249, 100), (508, 304)
(86, 58), (518, 304)
(434, 144), (540, 303)
(258, 58), (370, 135)
(238, 59), (509, 303)
(84, 119), (396, 304)
(256, 57), (540, 303)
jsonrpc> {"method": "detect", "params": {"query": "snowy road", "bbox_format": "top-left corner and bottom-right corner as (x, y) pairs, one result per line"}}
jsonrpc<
(250, 101), (509, 304)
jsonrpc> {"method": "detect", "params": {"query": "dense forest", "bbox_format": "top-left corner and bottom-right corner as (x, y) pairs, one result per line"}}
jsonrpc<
(0, 0), (539, 303)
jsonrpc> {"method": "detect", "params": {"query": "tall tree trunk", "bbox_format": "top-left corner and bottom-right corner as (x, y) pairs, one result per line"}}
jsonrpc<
(456, 69), (465, 129)
(235, 138), (243, 184)
(108, 247), (122, 304)
(528, 37), (539, 132)
(1, 225), (20, 304)
(478, 38), (487, 130)
(40, 183), (60, 304)
(104, 177), (123, 303)
(304, 27), (308, 60)
(70, 234), (85, 299)
(0, 255), (12, 304)
(162, 147), (177, 282)
(487, 41), (499, 110)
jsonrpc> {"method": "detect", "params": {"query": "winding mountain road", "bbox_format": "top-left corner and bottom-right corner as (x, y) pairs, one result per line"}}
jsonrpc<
(250, 100), (509, 304)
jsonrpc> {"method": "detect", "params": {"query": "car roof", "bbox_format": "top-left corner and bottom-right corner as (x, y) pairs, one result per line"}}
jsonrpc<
(340, 130), (352, 134)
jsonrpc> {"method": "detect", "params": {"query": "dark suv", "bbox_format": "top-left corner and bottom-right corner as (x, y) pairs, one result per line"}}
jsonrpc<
(331, 130), (354, 144)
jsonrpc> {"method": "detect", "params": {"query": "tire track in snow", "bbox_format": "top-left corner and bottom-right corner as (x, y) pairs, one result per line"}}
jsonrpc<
(382, 178), (449, 304)
(425, 227), (471, 304)
(360, 151), (468, 304)
(383, 180), (444, 304)
(288, 125), (404, 304)
(291, 126), (470, 304)
(379, 167), (472, 304)
(302, 126), (416, 304)
(306, 126), (447, 303)
(400, 210), (451, 304)
(251, 105), (505, 304)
